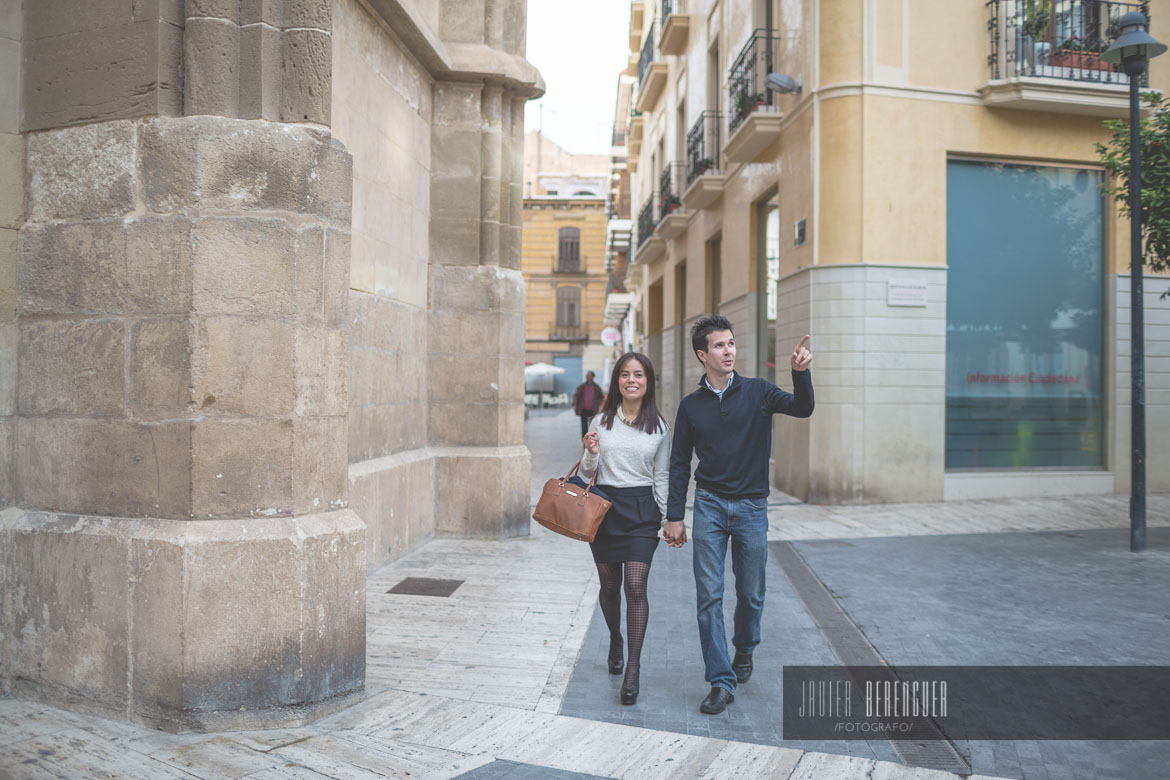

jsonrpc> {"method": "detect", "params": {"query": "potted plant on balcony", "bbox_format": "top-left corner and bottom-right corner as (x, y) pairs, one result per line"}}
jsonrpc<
(693, 157), (714, 177)
(1053, 36), (1114, 72)
(733, 91), (768, 119)
(661, 193), (682, 213)
(1020, 0), (1053, 70)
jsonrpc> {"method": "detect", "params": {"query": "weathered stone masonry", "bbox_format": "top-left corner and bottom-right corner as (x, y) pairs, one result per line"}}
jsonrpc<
(0, 0), (542, 732)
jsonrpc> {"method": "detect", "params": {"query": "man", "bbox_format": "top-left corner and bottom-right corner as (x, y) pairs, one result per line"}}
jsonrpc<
(572, 370), (605, 439)
(665, 315), (813, 715)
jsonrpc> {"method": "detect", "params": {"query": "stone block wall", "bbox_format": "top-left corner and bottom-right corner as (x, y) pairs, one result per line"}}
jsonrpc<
(334, 0), (537, 568)
(775, 265), (947, 504)
(0, 2), (21, 506)
(1, 0), (373, 732)
(1111, 274), (1170, 495)
(16, 118), (352, 519)
(2, 112), (366, 731)
(1, 0), (543, 730)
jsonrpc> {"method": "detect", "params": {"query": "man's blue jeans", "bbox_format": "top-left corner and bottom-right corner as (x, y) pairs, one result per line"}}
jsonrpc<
(692, 487), (768, 693)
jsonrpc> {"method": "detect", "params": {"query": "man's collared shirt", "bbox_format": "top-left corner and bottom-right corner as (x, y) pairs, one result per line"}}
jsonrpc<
(703, 372), (734, 400)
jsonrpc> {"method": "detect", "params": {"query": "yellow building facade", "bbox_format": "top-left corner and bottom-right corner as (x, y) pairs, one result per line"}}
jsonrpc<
(625, 0), (1170, 503)
(523, 196), (611, 392)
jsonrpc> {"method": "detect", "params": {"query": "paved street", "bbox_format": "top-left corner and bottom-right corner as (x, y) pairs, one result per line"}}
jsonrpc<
(1, 407), (1168, 779)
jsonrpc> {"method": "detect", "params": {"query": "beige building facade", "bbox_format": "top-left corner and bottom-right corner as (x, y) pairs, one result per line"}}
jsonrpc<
(0, 0), (541, 732)
(625, 0), (1169, 503)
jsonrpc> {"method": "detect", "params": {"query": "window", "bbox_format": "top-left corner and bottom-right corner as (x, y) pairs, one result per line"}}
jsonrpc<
(558, 227), (580, 272)
(707, 236), (722, 314)
(946, 160), (1104, 469)
(556, 286), (581, 326)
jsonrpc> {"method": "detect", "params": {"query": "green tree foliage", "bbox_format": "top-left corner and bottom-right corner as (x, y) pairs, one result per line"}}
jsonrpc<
(1097, 91), (1170, 299)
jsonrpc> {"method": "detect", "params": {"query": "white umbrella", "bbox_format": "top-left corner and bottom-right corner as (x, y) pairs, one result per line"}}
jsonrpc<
(524, 362), (565, 376)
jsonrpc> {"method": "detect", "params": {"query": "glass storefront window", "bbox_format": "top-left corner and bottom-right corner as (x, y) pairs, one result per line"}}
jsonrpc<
(946, 160), (1104, 469)
(758, 193), (780, 385)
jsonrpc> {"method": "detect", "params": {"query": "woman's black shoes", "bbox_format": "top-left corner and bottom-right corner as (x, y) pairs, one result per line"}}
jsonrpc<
(608, 638), (624, 675)
(621, 670), (639, 705)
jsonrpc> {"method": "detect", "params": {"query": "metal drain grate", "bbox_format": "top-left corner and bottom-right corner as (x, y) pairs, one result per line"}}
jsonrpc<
(386, 577), (464, 597)
(889, 739), (972, 776)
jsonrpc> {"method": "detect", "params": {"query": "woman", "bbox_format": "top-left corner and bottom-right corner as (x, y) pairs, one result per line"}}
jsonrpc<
(580, 352), (673, 705)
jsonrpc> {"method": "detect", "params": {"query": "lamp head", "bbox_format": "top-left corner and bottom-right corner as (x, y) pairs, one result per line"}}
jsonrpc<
(766, 73), (802, 94)
(1102, 12), (1167, 73)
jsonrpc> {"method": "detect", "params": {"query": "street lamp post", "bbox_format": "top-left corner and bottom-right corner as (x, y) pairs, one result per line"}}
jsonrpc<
(1102, 12), (1166, 553)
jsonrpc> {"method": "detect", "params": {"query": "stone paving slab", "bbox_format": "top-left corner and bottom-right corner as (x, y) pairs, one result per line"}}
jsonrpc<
(791, 527), (1170, 780)
(557, 529), (901, 765)
(769, 493), (1170, 542)
(3, 407), (1154, 778)
(450, 760), (614, 779)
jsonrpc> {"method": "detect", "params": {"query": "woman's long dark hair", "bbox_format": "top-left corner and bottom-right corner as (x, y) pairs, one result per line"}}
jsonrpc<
(598, 352), (665, 435)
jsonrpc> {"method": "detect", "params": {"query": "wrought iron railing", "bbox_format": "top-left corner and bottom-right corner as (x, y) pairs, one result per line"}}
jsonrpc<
(728, 29), (782, 134)
(550, 324), (589, 341)
(686, 111), (722, 185)
(637, 197), (656, 249)
(662, 0), (684, 18)
(638, 21), (657, 83)
(987, 0), (1149, 86)
(657, 162), (687, 222)
(552, 257), (581, 273)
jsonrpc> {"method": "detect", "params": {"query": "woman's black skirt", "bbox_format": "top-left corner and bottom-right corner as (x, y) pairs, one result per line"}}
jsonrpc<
(589, 484), (661, 564)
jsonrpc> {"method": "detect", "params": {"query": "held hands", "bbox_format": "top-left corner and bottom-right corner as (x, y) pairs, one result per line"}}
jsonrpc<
(663, 520), (687, 548)
(791, 334), (813, 372)
(583, 432), (599, 455)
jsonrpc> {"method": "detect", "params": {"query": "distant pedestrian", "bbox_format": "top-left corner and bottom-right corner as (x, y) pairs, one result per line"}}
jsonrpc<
(664, 315), (814, 715)
(580, 353), (675, 706)
(573, 371), (605, 438)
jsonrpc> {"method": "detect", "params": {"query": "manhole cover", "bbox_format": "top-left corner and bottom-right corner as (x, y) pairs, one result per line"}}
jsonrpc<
(387, 577), (464, 597)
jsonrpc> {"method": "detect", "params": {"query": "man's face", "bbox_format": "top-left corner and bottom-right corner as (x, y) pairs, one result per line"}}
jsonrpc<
(586, 372), (594, 382)
(699, 329), (736, 376)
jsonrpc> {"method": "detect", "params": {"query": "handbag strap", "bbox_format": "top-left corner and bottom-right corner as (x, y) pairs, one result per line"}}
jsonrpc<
(563, 459), (600, 496)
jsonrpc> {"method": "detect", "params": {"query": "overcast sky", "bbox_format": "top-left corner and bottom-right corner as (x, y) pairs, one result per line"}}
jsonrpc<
(524, 0), (632, 155)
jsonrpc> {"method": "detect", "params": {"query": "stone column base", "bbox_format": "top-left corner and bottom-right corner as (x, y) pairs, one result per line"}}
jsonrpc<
(0, 509), (366, 732)
(435, 445), (531, 539)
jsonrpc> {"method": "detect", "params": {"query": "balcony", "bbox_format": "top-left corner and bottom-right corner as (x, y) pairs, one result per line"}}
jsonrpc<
(656, 162), (688, 241)
(550, 324), (589, 342)
(636, 21), (668, 113)
(981, 0), (1149, 117)
(659, 0), (691, 56)
(683, 110), (725, 212)
(725, 29), (784, 163)
(629, 2), (644, 53)
(551, 256), (582, 273)
(633, 196), (665, 265)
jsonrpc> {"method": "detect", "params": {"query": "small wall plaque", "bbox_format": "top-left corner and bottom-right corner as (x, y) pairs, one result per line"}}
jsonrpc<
(887, 282), (928, 307)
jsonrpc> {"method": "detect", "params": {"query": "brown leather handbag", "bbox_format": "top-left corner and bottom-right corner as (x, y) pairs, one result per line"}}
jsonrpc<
(532, 461), (612, 542)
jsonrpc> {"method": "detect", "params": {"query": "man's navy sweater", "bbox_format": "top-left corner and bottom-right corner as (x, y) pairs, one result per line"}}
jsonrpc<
(666, 370), (814, 520)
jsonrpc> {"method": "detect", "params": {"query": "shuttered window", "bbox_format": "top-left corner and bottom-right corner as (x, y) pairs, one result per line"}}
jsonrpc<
(557, 228), (580, 272)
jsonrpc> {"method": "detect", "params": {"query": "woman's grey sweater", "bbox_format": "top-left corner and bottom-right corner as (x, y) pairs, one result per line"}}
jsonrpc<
(580, 413), (670, 520)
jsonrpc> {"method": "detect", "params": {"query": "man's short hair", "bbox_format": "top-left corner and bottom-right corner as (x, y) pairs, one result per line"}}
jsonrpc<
(585, 371), (594, 379)
(691, 315), (734, 357)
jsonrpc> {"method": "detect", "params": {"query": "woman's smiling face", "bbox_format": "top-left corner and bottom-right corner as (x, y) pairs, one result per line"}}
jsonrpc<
(618, 361), (647, 402)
